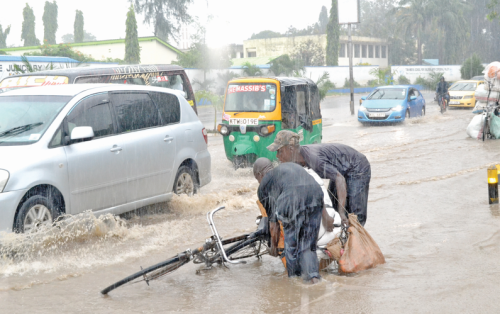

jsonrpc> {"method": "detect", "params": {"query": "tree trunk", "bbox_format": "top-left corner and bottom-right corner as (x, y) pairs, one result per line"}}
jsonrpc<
(417, 32), (422, 65)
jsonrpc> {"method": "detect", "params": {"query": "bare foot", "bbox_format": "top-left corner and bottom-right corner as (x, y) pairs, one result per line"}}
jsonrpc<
(309, 277), (320, 284)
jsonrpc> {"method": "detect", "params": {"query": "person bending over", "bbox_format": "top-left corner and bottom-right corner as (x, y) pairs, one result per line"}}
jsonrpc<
(253, 158), (324, 283)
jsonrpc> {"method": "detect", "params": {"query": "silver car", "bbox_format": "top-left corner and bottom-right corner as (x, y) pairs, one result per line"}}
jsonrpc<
(0, 84), (211, 233)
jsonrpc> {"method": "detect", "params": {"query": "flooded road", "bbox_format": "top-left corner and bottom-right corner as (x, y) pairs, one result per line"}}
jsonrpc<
(2, 92), (500, 313)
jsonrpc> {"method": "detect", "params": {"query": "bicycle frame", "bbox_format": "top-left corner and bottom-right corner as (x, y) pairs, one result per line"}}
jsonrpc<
(207, 206), (246, 265)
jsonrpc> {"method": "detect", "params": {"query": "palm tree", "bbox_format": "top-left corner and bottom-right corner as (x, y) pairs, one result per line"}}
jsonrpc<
(393, 0), (429, 65)
(241, 62), (262, 77)
(427, 0), (469, 64)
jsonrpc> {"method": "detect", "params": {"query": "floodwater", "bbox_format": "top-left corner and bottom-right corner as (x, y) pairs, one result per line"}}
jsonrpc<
(2, 92), (500, 313)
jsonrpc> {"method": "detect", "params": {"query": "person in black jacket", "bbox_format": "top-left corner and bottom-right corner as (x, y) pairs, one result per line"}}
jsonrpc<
(436, 77), (449, 106)
(254, 158), (323, 283)
(267, 130), (371, 227)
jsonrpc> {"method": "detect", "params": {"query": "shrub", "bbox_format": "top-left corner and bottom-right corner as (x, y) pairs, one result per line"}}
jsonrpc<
(343, 77), (361, 88)
(398, 75), (411, 85)
(460, 53), (484, 79)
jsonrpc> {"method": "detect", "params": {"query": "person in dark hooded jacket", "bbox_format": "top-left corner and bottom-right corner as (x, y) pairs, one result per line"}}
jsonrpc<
(436, 76), (450, 106)
(254, 158), (324, 283)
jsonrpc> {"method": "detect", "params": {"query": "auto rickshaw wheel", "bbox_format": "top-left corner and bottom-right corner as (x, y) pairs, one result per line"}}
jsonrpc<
(232, 156), (248, 170)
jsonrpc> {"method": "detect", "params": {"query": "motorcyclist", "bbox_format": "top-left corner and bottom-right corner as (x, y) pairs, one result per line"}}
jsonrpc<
(436, 77), (450, 106)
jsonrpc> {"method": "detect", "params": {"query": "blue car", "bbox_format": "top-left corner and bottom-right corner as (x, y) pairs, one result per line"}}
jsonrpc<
(358, 85), (426, 124)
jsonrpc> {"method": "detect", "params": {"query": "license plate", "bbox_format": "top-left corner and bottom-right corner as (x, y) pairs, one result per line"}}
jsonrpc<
(369, 113), (385, 118)
(450, 101), (460, 105)
(229, 118), (258, 125)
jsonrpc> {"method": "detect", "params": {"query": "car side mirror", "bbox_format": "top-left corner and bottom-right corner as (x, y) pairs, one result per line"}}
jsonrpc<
(410, 96), (417, 100)
(71, 126), (94, 141)
(361, 96), (367, 100)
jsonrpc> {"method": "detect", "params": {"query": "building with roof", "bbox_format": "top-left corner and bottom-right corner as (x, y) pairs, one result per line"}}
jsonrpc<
(0, 37), (182, 65)
(243, 34), (389, 67)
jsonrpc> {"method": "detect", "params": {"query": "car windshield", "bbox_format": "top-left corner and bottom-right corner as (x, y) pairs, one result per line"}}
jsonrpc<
(0, 96), (70, 146)
(368, 88), (407, 100)
(449, 82), (477, 91)
(225, 83), (277, 112)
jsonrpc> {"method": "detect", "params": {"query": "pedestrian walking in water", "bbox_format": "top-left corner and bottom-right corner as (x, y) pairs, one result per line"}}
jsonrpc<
(253, 158), (324, 283)
(267, 130), (371, 227)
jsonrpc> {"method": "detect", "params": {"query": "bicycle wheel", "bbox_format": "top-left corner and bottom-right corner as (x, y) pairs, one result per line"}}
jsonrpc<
(225, 236), (268, 261)
(101, 253), (189, 295)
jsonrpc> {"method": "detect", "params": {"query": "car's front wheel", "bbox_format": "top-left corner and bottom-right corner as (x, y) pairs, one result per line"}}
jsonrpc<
(174, 166), (198, 196)
(14, 195), (58, 233)
(406, 110), (410, 119)
(422, 106), (425, 116)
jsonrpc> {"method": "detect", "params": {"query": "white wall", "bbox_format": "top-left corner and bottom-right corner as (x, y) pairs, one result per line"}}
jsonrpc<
(184, 66), (380, 92)
(392, 65), (462, 83)
(303, 66), (379, 87)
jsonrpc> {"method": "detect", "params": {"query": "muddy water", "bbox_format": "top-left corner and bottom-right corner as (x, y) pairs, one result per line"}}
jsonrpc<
(2, 92), (500, 313)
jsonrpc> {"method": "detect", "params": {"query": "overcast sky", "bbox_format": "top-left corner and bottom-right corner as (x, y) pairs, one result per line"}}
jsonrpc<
(0, 0), (332, 48)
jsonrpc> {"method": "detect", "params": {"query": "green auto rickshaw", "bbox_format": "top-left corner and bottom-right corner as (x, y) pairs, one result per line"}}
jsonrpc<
(217, 77), (323, 169)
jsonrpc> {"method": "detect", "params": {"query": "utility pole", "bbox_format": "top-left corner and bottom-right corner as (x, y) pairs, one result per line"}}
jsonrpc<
(338, 0), (360, 115)
(348, 23), (354, 115)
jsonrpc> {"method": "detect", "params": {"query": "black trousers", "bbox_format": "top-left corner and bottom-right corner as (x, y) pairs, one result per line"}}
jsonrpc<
(282, 205), (322, 281)
(328, 168), (371, 226)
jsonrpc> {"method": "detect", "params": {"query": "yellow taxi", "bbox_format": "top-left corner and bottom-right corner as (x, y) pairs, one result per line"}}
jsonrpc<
(448, 80), (484, 108)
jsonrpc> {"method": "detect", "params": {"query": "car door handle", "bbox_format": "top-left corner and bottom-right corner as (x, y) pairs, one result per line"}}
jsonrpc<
(110, 146), (122, 153)
(164, 136), (174, 143)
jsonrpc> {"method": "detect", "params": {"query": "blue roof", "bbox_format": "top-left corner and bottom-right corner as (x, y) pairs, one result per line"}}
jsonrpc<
(0, 56), (79, 63)
(378, 85), (410, 89)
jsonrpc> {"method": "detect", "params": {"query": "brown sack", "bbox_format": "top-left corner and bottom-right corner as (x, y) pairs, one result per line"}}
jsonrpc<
(326, 237), (343, 261)
(338, 214), (385, 273)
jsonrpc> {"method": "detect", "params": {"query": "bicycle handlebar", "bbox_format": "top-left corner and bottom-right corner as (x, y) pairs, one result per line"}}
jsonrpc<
(206, 206), (246, 265)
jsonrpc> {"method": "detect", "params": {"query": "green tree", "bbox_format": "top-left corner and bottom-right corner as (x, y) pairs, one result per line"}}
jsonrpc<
(0, 24), (10, 49)
(427, 0), (469, 65)
(61, 31), (95, 43)
(21, 4), (40, 47)
(132, 0), (192, 41)
(326, 0), (340, 66)
(74, 10), (84, 43)
(487, 0), (500, 20)
(460, 54), (484, 79)
(369, 67), (395, 86)
(316, 72), (335, 101)
(125, 5), (140, 64)
(194, 90), (223, 131)
(270, 54), (303, 76)
(318, 6), (329, 33)
(241, 62), (262, 77)
(43, 1), (58, 45)
(292, 40), (325, 66)
(393, 0), (428, 65)
(249, 30), (282, 40)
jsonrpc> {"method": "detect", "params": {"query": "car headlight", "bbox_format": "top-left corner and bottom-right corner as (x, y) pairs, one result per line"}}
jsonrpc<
(464, 95), (473, 99)
(359, 105), (367, 112)
(0, 169), (9, 193)
(392, 105), (403, 112)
